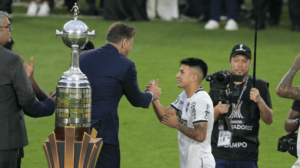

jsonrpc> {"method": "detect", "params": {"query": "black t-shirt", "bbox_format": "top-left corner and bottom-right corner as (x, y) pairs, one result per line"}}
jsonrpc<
(292, 100), (300, 112)
(209, 76), (272, 161)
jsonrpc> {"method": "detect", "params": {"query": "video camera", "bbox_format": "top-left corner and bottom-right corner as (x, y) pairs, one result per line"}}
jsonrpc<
(278, 131), (298, 158)
(206, 70), (243, 131)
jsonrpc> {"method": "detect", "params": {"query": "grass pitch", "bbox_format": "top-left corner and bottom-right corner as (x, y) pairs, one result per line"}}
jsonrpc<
(7, 4), (300, 168)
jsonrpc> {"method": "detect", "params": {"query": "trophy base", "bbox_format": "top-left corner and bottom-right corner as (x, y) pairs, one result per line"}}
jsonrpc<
(44, 127), (102, 168)
(55, 127), (90, 141)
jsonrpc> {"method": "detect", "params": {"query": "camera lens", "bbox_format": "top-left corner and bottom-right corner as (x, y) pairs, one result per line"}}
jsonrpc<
(217, 74), (225, 84)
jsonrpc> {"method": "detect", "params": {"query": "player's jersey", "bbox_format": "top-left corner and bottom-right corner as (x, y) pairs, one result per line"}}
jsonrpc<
(170, 88), (215, 168)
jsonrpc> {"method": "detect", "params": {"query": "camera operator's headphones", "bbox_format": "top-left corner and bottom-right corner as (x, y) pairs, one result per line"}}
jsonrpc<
(278, 127), (298, 158)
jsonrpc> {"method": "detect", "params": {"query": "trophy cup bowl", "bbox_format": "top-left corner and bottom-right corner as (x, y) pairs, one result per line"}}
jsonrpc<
(56, 20), (95, 49)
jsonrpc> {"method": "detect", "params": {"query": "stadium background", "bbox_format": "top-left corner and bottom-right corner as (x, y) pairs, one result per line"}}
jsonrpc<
(8, 0), (300, 167)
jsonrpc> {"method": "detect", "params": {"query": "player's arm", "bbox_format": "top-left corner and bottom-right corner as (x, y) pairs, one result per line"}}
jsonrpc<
(152, 100), (176, 122)
(21, 56), (48, 101)
(23, 91), (56, 118)
(162, 99), (210, 142)
(276, 54), (300, 100)
(161, 114), (207, 142)
(285, 100), (300, 132)
(123, 64), (160, 108)
(285, 109), (300, 132)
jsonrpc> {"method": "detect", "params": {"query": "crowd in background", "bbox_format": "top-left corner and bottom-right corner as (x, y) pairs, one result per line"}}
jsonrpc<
(0, 0), (299, 32)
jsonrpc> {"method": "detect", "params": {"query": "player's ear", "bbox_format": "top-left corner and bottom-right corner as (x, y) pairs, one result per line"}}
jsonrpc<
(121, 39), (127, 49)
(192, 74), (197, 82)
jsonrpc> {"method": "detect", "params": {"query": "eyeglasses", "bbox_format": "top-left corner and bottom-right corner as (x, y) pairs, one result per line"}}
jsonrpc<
(0, 25), (12, 31)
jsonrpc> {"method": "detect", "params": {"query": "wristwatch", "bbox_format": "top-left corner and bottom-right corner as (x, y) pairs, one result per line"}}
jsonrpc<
(295, 118), (299, 127)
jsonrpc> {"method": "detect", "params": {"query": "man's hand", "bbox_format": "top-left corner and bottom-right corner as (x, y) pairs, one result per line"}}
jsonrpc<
(147, 79), (161, 101)
(161, 113), (179, 128)
(48, 91), (56, 104)
(250, 88), (263, 103)
(216, 101), (230, 114)
(20, 56), (34, 78)
(144, 80), (154, 92)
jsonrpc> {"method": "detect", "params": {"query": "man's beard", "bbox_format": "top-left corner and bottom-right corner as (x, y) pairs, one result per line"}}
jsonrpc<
(232, 71), (249, 82)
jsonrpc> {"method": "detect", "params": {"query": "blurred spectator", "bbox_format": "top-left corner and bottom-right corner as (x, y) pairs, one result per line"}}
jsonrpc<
(64, 0), (78, 11)
(289, 0), (300, 32)
(100, 0), (148, 21)
(26, 0), (54, 16)
(180, 0), (210, 22)
(204, 0), (239, 31)
(147, 0), (179, 21)
(0, 0), (12, 14)
(81, 0), (103, 16)
(251, 0), (282, 30)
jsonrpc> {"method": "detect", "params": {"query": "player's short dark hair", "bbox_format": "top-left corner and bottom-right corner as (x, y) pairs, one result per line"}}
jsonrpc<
(106, 22), (136, 44)
(180, 58), (208, 78)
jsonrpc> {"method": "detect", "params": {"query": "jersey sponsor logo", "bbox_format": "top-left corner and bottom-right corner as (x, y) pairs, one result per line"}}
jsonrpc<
(191, 102), (196, 119)
(230, 124), (253, 131)
(177, 110), (182, 118)
(228, 101), (244, 119)
(179, 118), (188, 126)
(186, 102), (190, 113)
(225, 142), (248, 148)
(205, 104), (210, 119)
(230, 120), (243, 124)
(205, 111), (209, 119)
(177, 110), (187, 126)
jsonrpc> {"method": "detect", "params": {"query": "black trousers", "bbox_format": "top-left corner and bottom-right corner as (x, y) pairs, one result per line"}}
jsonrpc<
(252, 0), (282, 26)
(17, 158), (21, 168)
(184, 0), (210, 18)
(95, 143), (120, 168)
(289, 0), (300, 26)
(101, 0), (148, 21)
(0, 148), (18, 168)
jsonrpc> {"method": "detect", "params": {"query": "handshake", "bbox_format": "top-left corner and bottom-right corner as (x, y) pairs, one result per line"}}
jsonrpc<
(145, 79), (162, 101)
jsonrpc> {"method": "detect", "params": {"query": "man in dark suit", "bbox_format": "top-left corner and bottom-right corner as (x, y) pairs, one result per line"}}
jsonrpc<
(4, 38), (56, 168)
(79, 22), (161, 168)
(0, 11), (36, 168)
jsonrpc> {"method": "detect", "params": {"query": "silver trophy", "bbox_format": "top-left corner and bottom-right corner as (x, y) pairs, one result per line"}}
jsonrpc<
(55, 3), (95, 141)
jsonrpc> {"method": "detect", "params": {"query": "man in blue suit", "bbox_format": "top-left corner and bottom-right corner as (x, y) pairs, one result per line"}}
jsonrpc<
(79, 22), (161, 168)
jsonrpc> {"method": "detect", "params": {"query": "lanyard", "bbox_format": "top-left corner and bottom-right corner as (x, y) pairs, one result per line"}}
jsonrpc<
(230, 76), (249, 113)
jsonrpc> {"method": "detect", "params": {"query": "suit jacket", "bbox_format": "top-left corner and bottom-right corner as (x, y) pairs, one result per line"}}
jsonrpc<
(0, 45), (36, 150)
(18, 99), (55, 158)
(79, 44), (152, 146)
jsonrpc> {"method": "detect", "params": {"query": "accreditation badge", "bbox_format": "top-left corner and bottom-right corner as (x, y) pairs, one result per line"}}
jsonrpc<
(217, 130), (232, 147)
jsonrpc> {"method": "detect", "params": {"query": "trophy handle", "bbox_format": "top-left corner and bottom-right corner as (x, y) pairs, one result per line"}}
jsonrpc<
(88, 30), (95, 39)
(56, 29), (62, 38)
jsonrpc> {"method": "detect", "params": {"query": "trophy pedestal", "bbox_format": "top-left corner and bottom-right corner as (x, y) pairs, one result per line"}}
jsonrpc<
(43, 127), (102, 168)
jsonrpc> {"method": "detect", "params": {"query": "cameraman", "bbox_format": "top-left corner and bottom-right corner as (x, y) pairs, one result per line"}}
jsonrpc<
(210, 44), (273, 168)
